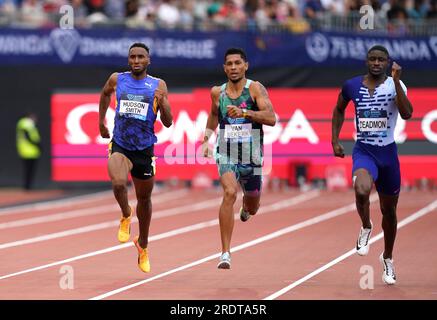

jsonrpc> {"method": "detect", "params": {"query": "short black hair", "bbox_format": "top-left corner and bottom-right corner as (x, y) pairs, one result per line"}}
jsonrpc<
(367, 45), (389, 58)
(224, 48), (247, 62)
(129, 42), (150, 54)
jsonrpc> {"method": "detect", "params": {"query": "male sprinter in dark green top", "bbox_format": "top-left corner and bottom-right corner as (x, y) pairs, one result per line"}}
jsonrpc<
(203, 48), (276, 269)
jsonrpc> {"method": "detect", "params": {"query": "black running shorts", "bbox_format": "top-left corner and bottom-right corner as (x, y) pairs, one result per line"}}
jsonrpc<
(109, 140), (156, 180)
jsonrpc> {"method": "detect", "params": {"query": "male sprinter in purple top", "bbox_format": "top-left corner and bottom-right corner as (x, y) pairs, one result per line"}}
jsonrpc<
(331, 45), (413, 285)
(99, 43), (173, 273)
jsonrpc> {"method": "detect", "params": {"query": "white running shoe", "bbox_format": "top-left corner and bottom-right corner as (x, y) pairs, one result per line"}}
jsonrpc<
(217, 252), (231, 269)
(356, 221), (373, 256)
(380, 253), (396, 285)
(239, 207), (251, 222)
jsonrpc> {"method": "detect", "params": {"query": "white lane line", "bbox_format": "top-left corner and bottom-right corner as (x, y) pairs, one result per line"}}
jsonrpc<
(0, 221), (215, 281)
(0, 187), (172, 216)
(0, 190), (113, 215)
(0, 191), (319, 281)
(263, 199), (437, 300)
(0, 194), (223, 250)
(0, 189), (188, 230)
(90, 191), (367, 300)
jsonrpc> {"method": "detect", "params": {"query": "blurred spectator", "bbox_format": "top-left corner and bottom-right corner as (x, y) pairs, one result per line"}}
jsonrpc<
(124, 0), (155, 29)
(71, 0), (88, 27)
(370, 0), (382, 12)
(40, 0), (67, 27)
(125, 0), (142, 27)
(16, 112), (41, 190)
(207, 0), (222, 17)
(321, 0), (346, 15)
(193, 0), (209, 27)
(210, 0), (247, 30)
(254, 0), (272, 31)
(380, 0), (396, 16)
(0, 0), (436, 34)
(387, 1), (410, 34)
(304, 0), (324, 19)
(84, 0), (104, 14)
(84, 0), (108, 24)
(125, 0), (139, 18)
(43, 0), (66, 14)
(284, 0), (311, 32)
(156, 0), (181, 29)
(0, 0), (18, 22)
(243, 0), (258, 30)
(105, 0), (125, 19)
(179, 0), (194, 30)
(427, 0), (437, 18)
(20, 0), (47, 27)
(266, 0), (289, 24)
(347, 0), (367, 12)
(408, 0), (427, 19)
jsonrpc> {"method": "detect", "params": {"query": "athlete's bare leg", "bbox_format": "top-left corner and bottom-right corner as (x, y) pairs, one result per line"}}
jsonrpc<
(379, 193), (398, 259)
(132, 177), (154, 249)
(219, 172), (239, 254)
(353, 168), (373, 229)
(242, 194), (260, 216)
(108, 152), (133, 218)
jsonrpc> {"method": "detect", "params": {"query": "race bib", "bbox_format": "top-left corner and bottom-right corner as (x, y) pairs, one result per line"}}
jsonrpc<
(358, 109), (387, 137)
(224, 123), (252, 142)
(119, 99), (149, 121)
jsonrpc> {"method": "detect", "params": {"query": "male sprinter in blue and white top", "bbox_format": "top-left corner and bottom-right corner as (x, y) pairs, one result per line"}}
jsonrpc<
(99, 43), (173, 273)
(331, 45), (413, 285)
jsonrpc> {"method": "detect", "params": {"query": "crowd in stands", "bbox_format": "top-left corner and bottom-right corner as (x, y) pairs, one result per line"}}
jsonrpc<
(0, 0), (436, 34)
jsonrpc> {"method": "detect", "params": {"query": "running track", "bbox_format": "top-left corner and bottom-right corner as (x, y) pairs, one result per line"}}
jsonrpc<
(0, 187), (436, 300)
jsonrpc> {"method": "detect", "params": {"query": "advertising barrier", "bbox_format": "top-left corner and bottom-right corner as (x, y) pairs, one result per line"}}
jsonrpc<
(2, 28), (437, 68)
(51, 88), (437, 186)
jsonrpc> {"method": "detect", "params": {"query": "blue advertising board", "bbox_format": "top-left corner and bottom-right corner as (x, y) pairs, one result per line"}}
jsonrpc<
(0, 28), (436, 68)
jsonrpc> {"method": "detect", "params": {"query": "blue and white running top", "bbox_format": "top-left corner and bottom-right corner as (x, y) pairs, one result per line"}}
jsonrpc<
(341, 76), (407, 146)
(113, 72), (160, 151)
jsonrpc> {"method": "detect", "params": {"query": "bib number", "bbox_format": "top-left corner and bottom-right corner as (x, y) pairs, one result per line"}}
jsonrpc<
(119, 100), (149, 121)
(358, 109), (388, 137)
(224, 123), (252, 142)
(358, 118), (387, 132)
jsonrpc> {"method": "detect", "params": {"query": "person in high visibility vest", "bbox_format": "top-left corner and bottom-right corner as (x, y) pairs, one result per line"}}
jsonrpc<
(16, 113), (41, 190)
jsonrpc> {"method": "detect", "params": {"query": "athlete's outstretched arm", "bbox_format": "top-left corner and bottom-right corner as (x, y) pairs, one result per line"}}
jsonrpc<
(156, 80), (173, 128)
(392, 62), (413, 120)
(99, 72), (118, 138)
(245, 82), (276, 126)
(331, 92), (349, 158)
(202, 86), (220, 157)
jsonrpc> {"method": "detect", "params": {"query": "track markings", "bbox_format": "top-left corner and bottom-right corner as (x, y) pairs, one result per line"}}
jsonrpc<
(0, 191), (319, 281)
(0, 189), (188, 230)
(90, 191), (369, 300)
(263, 199), (437, 300)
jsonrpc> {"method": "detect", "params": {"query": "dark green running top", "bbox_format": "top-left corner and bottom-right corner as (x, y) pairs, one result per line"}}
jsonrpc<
(214, 79), (263, 166)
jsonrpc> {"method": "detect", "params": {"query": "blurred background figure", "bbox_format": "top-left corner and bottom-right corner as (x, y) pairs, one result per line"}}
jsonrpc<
(16, 112), (41, 190)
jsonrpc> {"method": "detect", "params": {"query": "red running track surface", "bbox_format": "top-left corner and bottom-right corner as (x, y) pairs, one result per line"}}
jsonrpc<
(0, 187), (435, 300)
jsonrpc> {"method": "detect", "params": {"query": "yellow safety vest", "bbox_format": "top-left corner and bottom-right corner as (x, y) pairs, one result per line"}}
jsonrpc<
(16, 117), (41, 159)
